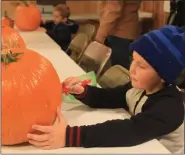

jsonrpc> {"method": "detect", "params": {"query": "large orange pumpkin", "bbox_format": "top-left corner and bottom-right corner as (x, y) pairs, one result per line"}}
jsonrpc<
(15, 2), (41, 31)
(2, 48), (62, 145)
(1, 11), (14, 28)
(2, 26), (26, 49)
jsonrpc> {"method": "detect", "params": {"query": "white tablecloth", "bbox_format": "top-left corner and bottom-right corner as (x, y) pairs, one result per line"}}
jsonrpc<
(2, 31), (171, 154)
(19, 31), (61, 50)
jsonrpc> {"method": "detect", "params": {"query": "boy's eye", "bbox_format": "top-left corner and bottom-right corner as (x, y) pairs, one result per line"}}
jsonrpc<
(139, 65), (145, 69)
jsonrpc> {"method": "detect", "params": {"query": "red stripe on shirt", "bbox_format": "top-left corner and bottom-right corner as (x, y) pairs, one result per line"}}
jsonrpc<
(69, 127), (74, 147)
(76, 127), (81, 147)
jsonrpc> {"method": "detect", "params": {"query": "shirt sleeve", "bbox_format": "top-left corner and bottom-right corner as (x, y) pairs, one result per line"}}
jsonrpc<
(74, 82), (132, 110)
(65, 97), (184, 147)
(40, 21), (54, 30)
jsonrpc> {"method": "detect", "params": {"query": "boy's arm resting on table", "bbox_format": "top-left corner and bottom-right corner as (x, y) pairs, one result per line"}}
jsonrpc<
(74, 82), (132, 110)
(65, 98), (184, 147)
(40, 21), (54, 30)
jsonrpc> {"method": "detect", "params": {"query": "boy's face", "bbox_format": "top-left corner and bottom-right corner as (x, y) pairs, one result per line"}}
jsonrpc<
(53, 10), (67, 24)
(130, 51), (164, 91)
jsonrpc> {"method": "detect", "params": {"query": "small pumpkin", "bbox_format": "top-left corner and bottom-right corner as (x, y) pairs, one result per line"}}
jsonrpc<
(15, 1), (41, 31)
(1, 11), (14, 28)
(2, 48), (62, 145)
(2, 26), (26, 49)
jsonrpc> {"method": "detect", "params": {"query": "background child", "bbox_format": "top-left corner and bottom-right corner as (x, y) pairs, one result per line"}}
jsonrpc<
(64, 5), (79, 35)
(27, 26), (185, 154)
(40, 4), (71, 51)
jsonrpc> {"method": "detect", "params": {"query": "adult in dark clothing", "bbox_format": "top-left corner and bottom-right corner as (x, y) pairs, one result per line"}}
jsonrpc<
(167, 0), (185, 27)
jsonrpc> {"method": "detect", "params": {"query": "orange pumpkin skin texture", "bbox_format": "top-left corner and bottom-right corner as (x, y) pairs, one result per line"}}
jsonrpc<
(2, 49), (62, 145)
(15, 4), (41, 31)
(2, 26), (26, 49)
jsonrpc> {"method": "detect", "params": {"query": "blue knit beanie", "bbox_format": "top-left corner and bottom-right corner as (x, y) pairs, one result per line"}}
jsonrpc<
(130, 25), (185, 84)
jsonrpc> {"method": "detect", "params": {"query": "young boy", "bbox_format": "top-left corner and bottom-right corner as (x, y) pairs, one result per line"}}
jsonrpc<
(27, 26), (185, 154)
(40, 4), (71, 51)
(64, 5), (79, 35)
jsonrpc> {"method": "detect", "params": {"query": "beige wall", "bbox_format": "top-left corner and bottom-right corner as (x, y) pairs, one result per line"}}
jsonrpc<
(1, 1), (98, 18)
(1, 1), (36, 17)
(67, 1), (98, 15)
(140, 1), (169, 28)
(2, 1), (19, 17)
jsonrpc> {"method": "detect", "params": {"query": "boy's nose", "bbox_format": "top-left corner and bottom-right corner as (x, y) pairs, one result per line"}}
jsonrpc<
(129, 63), (135, 75)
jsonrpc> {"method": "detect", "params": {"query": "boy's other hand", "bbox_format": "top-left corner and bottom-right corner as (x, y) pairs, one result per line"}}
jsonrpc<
(27, 107), (67, 149)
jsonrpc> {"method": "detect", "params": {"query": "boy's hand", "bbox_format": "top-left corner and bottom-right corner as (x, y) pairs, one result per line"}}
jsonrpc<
(27, 107), (67, 149)
(63, 77), (85, 95)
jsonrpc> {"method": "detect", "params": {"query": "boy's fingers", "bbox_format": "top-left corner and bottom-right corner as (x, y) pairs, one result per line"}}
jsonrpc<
(63, 77), (81, 88)
(63, 77), (75, 85)
(27, 133), (50, 141)
(32, 125), (52, 133)
(29, 140), (49, 147)
(67, 79), (81, 89)
(70, 85), (84, 94)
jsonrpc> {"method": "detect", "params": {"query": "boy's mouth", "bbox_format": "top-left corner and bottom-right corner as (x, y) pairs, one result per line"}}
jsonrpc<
(130, 76), (137, 81)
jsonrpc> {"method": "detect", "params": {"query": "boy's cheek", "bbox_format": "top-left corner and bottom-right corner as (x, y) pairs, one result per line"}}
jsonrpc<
(131, 78), (148, 90)
(131, 79), (140, 89)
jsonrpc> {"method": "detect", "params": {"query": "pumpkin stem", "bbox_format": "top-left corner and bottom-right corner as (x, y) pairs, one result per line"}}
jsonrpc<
(1, 50), (24, 66)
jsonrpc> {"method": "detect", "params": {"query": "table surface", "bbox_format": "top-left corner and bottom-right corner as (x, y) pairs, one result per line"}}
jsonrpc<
(2, 31), (171, 154)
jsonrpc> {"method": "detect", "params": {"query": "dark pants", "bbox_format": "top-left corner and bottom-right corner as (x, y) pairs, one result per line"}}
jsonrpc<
(105, 36), (133, 70)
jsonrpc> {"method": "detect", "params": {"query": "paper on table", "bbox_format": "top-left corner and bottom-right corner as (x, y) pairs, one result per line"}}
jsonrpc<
(62, 71), (97, 104)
